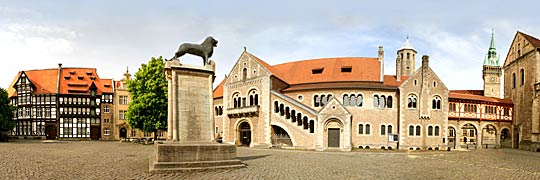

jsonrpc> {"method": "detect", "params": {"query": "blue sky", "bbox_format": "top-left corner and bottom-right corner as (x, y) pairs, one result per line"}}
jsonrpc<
(1, 1), (539, 92)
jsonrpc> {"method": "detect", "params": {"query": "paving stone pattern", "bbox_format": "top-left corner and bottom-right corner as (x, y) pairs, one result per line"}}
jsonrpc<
(1, 141), (540, 179)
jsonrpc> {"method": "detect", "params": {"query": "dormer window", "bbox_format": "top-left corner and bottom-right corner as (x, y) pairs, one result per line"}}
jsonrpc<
(341, 66), (352, 72)
(78, 76), (84, 80)
(64, 76), (71, 80)
(86, 71), (93, 75)
(69, 71), (75, 75)
(312, 68), (324, 74)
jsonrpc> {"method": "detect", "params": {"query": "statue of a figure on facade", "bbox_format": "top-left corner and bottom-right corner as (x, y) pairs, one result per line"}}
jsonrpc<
(167, 36), (218, 66)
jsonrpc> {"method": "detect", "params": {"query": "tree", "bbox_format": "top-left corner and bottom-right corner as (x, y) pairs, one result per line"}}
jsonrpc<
(126, 57), (168, 140)
(0, 88), (15, 142)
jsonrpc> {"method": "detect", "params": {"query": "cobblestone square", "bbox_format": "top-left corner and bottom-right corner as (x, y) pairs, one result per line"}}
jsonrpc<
(1, 141), (539, 179)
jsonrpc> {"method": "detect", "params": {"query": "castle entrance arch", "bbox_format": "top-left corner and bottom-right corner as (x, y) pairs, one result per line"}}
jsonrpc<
(238, 122), (251, 146)
(481, 124), (497, 148)
(448, 127), (456, 149)
(461, 123), (477, 149)
(324, 119), (343, 148)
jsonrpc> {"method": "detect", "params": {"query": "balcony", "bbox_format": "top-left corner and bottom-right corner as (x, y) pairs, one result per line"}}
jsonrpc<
(227, 105), (259, 117)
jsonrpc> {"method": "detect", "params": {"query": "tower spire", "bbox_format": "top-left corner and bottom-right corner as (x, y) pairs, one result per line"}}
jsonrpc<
(484, 29), (500, 66)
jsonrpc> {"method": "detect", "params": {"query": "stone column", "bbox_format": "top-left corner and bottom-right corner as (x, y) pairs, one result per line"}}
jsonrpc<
(172, 69), (178, 141)
(166, 71), (173, 140)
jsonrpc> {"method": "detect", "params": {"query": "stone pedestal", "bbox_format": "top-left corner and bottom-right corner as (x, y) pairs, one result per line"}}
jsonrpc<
(149, 60), (244, 173)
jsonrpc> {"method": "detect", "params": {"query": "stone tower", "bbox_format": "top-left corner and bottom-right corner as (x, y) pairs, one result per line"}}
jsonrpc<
(396, 36), (417, 81)
(482, 31), (502, 98)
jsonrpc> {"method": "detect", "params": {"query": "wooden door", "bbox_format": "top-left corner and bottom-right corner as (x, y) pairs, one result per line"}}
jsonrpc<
(45, 125), (57, 140)
(328, 128), (340, 147)
(90, 126), (100, 140)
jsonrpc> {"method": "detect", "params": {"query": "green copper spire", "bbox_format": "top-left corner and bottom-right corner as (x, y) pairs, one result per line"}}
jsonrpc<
(484, 29), (500, 66)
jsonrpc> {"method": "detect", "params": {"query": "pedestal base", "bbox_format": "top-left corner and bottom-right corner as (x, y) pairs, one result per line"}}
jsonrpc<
(149, 143), (245, 173)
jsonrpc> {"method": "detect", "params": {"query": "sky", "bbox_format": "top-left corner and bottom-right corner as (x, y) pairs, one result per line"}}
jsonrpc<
(1, 1), (539, 91)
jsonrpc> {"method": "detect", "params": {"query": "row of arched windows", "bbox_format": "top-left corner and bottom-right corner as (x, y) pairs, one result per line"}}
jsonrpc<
(358, 123), (371, 135)
(214, 106), (223, 116)
(485, 106), (496, 114)
(314, 94), (332, 107)
(373, 95), (392, 108)
(427, 125), (440, 136)
(380, 124), (393, 135)
(512, 69), (525, 89)
(407, 94), (442, 110)
(232, 90), (259, 108)
(343, 94), (363, 107)
(408, 125), (440, 136)
(274, 101), (315, 133)
(464, 104), (477, 113)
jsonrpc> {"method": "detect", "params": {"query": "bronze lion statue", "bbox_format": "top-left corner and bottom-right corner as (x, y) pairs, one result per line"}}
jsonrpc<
(167, 36), (218, 66)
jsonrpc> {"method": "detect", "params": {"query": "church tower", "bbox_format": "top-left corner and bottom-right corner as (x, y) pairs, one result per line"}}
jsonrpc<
(396, 36), (417, 81)
(482, 31), (502, 98)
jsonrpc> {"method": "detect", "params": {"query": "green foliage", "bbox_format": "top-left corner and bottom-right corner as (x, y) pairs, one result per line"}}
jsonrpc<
(126, 57), (168, 133)
(0, 88), (15, 131)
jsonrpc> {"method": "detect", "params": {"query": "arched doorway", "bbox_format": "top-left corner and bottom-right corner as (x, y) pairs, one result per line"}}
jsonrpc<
(500, 128), (512, 148)
(482, 124), (497, 148)
(271, 125), (293, 148)
(324, 119), (343, 148)
(461, 123), (477, 149)
(120, 128), (127, 139)
(238, 122), (251, 146)
(45, 124), (57, 140)
(448, 127), (456, 149)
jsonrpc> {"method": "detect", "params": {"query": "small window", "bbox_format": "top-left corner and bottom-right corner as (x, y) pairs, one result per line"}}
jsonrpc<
(341, 66), (352, 72)
(409, 125), (414, 136)
(359, 124), (364, 134)
(297, 95), (303, 101)
(512, 73), (516, 88)
(381, 125), (386, 135)
(312, 68), (324, 74)
(520, 69), (524, 86)
(78, 76), (84, 80)
(434, 126), (440, 136)
(428, 126), (433, 136)
(365, 124), (371, 135)
(415, 126), (421, 136)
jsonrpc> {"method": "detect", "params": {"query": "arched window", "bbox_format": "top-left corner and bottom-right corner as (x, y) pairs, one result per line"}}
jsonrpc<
(274, 101), (279, 113)
(380, 95), (386, 108)
(350, 95), (356, 107)
(327, 94), (332, 102)
(343, 95), (349, 106)
(303, 117), (308, 129)
(512, 73), (516, 88)
(428, 126), (433, 136)
(215, 107), (219, 115)
(357, 94), (363, 107)
(365, 124), (371, 135)
(380, 125), (386, 135)
(387, 125), (393, 134)
(297, 113), (302, 126)
(242, 68), (247, 80)
(249, 95), (254, 106)
(416, 126), (421, 136)
(285, 107), (290, 119)
(279, 104), (284, 116)
(291, 110), (296, 122)
(409, 125), (414, 136)
(314, 95), (320, 107)
(373, 95), (379, 108)
(309, 120), (315, 133)
(233, 93), (240, 108)
(387, 96), (392, 108)
(254, 94), (259, 105)
(520, 69), (524, 85)
(219, 107), (223, 115)
(359, 124), (364, 134)
(407, 95), (417, 108)
(432, 96), (441, 110)
(321, 95), (327, 106)
(434, 126), (440, 136)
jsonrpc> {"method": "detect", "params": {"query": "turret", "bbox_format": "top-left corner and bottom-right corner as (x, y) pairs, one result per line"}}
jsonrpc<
(396, 36), (417, 81)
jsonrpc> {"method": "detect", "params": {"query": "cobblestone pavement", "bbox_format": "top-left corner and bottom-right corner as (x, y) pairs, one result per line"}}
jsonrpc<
(1, 140), (540, 180)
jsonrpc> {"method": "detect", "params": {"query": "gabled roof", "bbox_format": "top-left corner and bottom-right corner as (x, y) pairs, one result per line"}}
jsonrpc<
(8, 67), (112, 97)
(519, 31), (540, 48)
(213, 78), (226, 98)
(383, 75), (409, 87)
(449, 90), (512, 105)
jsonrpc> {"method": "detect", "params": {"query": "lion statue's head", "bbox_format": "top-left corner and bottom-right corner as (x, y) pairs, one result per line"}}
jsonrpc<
(203, 36), (218, 48)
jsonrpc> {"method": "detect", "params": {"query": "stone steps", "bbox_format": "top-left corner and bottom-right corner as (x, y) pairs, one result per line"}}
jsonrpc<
(150, 160), (245, 173)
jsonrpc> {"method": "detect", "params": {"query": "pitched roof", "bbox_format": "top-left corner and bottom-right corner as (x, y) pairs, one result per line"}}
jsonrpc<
(383, 75), (408, 87)
(213, 78), (226, 98)
(271, 57), (381, 85)
(449, 90), (512, 104)
(8, 67), (112, 97)
(519, 31), (540, 48)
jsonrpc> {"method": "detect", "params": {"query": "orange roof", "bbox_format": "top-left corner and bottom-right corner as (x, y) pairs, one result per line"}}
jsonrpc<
(519, 31), (540, 48)
(383, 75), (409, 87)
(8, 67), (112, 97)
(213, 78), (226, 98)
(449, 90), (512, 104)
(271, 57), (381, 85)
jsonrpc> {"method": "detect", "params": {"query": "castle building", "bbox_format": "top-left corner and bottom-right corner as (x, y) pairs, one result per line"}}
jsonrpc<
(503, 31), (540, 151)
(213, 39), (450, 151)
(446, 32), (514, 150)
(7, 64), (113, 140)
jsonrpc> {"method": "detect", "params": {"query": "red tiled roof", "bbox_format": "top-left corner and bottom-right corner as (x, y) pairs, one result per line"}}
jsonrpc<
(8, 67), (112, 97)
(383, 75), (409, 87)
(213, 78), (226, 98)
(271, 57), (381, 85)
(449, 90), (513, 104)
(519, 31), (540, 48)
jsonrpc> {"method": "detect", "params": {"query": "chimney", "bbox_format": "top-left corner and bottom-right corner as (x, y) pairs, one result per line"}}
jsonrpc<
(378, 46), (384, 82)
(56, 63), (63, 94)
(422, 55), (429, 67)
